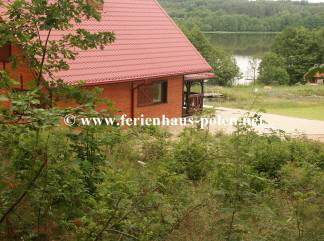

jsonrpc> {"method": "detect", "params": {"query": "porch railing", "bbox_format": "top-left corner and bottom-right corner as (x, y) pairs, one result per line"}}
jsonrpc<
(184, 92), (204, 115)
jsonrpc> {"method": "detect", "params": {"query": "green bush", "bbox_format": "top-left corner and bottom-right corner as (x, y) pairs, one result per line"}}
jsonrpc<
(1, 108), (323, 240)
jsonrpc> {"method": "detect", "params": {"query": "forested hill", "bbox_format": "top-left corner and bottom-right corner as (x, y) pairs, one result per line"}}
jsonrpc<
(158, 0), (324, 32)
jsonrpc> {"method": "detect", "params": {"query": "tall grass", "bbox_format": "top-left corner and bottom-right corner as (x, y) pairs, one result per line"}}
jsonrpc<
(202, 85), (324, 120)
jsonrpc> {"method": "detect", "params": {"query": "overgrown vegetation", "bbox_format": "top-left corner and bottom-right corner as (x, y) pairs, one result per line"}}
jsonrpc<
(0, 1), (323, 240)
(0, 109), (323, 240)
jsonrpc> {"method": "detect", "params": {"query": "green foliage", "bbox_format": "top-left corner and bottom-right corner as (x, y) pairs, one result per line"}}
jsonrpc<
(258, 27), (323, 85)
(0, 1), (323, 240)
(0, 0), (115, 95)
(170, 127), (214, 180)
(248, 134), (290, 179)
(207, 32), (277, 56)
(315, 27), (324, 64)
(1, 106), (324, 239)
(159, 0), (324, 32)
(183, 26), (241, 85)
(259, 51), (290, 85)
(272, 27), (319, 84)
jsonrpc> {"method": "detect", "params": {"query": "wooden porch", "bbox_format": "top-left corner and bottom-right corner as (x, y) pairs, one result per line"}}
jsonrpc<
(183, 79), (205, 117)
(183, 92), (204, 116)
(183, 73), (216, 117)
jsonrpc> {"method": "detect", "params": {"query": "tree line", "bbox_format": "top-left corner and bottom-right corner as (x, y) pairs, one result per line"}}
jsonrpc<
(159, 0), (324, 32)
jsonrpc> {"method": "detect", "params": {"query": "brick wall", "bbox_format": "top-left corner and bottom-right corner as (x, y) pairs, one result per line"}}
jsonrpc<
(133, 75), (183, 119)
(0, 45), (36, 108)
(1, 44), (184, 119)
(0, 45), (36, 89)
(64, 75), (184, 119)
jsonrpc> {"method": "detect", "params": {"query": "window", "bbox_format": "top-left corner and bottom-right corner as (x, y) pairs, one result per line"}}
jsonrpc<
(0, 43), (11, 63)
(138, 80), (167, 107)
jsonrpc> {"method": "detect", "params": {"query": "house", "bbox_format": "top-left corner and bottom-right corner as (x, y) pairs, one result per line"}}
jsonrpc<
(307, 72), (324, 84)
(0, 0), (215, 119)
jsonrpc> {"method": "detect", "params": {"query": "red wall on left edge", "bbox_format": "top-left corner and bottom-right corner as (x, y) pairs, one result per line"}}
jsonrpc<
(0, 45), (37, 107)
(0, 45), (36, 89)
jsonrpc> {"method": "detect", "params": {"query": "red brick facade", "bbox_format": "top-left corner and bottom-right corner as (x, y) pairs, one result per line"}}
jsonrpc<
(0, 46), (183, 118)
(2, 45), (184, 118)
(0, 45), (36, 108)
(0, 45), (36, 90)
(133, 75), (183, 119)
(58, 75), (184, 119)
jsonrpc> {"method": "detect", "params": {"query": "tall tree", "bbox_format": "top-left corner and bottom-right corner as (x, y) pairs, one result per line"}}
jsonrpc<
(258, 51), (289, 85)
(272, 27), (319, 84)
(248, 56), (259, 86)
(183, 26), (241, 85)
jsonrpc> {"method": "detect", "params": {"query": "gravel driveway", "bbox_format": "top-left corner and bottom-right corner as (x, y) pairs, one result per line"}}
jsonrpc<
(167, 107), (324, 142)
(208, 107), (324, 142)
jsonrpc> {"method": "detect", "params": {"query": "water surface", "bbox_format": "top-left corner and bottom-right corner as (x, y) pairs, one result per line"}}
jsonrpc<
(206, 32), (278, 85)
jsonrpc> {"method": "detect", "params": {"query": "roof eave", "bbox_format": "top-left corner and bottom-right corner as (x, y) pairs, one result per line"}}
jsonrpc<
(78, 69), (213, 86)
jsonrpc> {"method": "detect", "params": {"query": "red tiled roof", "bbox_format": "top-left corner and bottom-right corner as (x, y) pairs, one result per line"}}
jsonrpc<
(184, 73), (216, 81)
(314, 72), (324, 78)
(1, 0), (212, 85)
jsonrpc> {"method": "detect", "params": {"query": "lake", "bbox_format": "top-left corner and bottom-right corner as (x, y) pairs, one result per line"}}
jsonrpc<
(206, 32), (278, 85)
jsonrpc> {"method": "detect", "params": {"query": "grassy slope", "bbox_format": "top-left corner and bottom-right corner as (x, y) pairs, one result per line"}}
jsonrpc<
(200, 85), (324, 120)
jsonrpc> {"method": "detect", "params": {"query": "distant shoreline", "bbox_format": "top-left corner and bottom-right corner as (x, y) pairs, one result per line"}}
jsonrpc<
(204, 31), (281, 34)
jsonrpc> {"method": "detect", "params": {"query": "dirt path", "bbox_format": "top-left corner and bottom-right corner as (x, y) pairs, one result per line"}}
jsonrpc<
(168, 107), (324, 142)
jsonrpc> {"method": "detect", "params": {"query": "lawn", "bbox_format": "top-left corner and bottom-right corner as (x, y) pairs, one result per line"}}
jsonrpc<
(199, 84), (324, 120)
